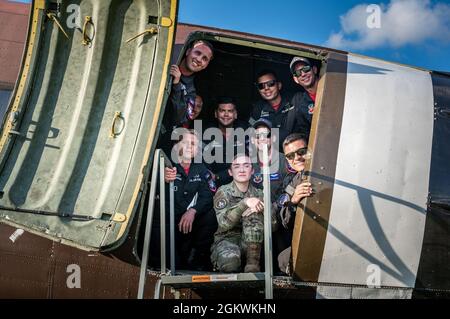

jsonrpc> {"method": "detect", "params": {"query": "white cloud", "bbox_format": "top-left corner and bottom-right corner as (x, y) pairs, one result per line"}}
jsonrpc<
(326, 0), (450, 50)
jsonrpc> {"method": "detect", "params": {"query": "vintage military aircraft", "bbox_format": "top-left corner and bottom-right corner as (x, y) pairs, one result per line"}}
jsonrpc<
(0, 0), (448, 299)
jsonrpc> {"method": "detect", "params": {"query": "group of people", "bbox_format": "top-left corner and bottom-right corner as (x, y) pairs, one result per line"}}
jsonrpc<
(155, 39), (320, 275)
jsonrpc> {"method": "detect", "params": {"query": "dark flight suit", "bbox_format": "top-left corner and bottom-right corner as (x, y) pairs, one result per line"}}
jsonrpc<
(249, 94), (296, 148)
(249, 150), (295, 273)
(169, 162), (217, 270)
(159, 74), (197, 156)
(169, 73), (197, 126)
(250, 150), (291, 202)
(290, 91), (315, 140)
(274, 170), (304, 274)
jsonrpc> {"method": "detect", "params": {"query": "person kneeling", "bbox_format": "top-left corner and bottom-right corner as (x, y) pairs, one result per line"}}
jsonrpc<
(211, 154), (277, 273)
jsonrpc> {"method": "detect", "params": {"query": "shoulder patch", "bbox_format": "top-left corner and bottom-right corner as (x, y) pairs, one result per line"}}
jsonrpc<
(277, 193), (290, 208)
(252, 173), (263, 184)
(270, 172), (281, 181)
(208, 179), (217, 193)
(214, 197), (228, 210)
(204, 170), (217, 193)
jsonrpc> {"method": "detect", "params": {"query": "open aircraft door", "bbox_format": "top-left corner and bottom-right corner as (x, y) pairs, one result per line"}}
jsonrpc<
(292, 52), (437, 298)
(0, 0), (178, 251)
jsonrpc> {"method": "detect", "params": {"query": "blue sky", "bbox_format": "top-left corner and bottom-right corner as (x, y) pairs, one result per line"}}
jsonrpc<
(10, 0), (450, 71)
(178, 0), (450, 71)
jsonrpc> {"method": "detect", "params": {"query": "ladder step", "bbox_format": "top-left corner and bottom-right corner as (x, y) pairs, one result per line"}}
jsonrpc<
(161, 272), (266, 289)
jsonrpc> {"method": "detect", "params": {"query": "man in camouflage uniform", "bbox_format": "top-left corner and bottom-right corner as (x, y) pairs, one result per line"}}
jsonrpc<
(211, 154), (277, 273)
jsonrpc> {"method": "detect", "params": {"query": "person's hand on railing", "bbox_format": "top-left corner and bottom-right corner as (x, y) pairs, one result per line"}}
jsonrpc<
(164, 167), (177, 183)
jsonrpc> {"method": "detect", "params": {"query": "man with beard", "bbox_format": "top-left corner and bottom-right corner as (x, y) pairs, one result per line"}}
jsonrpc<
(169, 39), (213, 126)
(249, 69), (296, 147)
(203, 97), (249, 188)
(289, 57), (320, 140)
(159, 40), (213, 156)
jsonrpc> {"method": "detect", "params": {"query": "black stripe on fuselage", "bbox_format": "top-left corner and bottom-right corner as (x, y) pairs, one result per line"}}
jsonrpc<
(413, 71), (450, 298)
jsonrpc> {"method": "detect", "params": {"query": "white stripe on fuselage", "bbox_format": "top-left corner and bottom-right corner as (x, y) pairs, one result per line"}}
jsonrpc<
(317, 54), (434, 297)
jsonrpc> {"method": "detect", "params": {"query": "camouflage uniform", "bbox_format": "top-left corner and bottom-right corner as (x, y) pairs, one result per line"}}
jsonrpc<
(210, 181), (277, 272)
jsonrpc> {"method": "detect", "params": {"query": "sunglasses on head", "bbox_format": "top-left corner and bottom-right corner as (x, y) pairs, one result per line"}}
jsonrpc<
(285, 147), (307, 160)
(292, 65), (312, 77)
(256, 79), (277, 90)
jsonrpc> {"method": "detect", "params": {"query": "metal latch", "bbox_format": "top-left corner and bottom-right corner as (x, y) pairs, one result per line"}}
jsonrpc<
(110, 111), (124, 138)
(82, 16), (95, 46)
(126, 27), (158, 43)
(112, 213), (127, 223)
(47, 12), (69, 39)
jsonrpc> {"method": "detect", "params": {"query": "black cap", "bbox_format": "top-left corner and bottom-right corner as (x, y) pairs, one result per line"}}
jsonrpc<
(290, 57), (312, 73)
(253, 118), (272, 130)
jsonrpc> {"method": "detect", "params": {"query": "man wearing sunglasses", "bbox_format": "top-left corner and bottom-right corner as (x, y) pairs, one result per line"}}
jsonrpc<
(290, 57), (320, 140)
(275, 133), (313, 275)
(249, 69), (297, 146)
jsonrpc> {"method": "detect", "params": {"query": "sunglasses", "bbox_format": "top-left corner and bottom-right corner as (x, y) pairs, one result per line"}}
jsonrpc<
(285, 147), (307, 160)
(255, 131), (271, 139)
(292, 65), (312, 77)
(256, 79), (277, 90)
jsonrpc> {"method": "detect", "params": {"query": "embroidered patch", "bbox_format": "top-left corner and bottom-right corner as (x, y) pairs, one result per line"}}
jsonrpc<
(252, 173), (263, 184)
(278, 193), (290, 208)
(215, 198), (228, 210)
(186, 97), (195, 120)
(204, 170), (217, 193)
(189, 174), (202, 183)
(208, 179), (217, 193)
(281, 104), (295, 113)
(270, 173), (280, 181)
(308, 103), (314, 115)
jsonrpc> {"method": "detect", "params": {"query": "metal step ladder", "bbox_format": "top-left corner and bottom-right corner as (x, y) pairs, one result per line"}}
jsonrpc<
(137, 148), (274, 299)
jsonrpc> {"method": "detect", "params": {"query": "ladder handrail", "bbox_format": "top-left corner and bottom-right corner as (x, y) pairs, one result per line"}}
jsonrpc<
(158, 150), (176, 276)
(140, 148), (274, 299)
(137, 149), (161, 299)
(262, 144), (274, 299)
